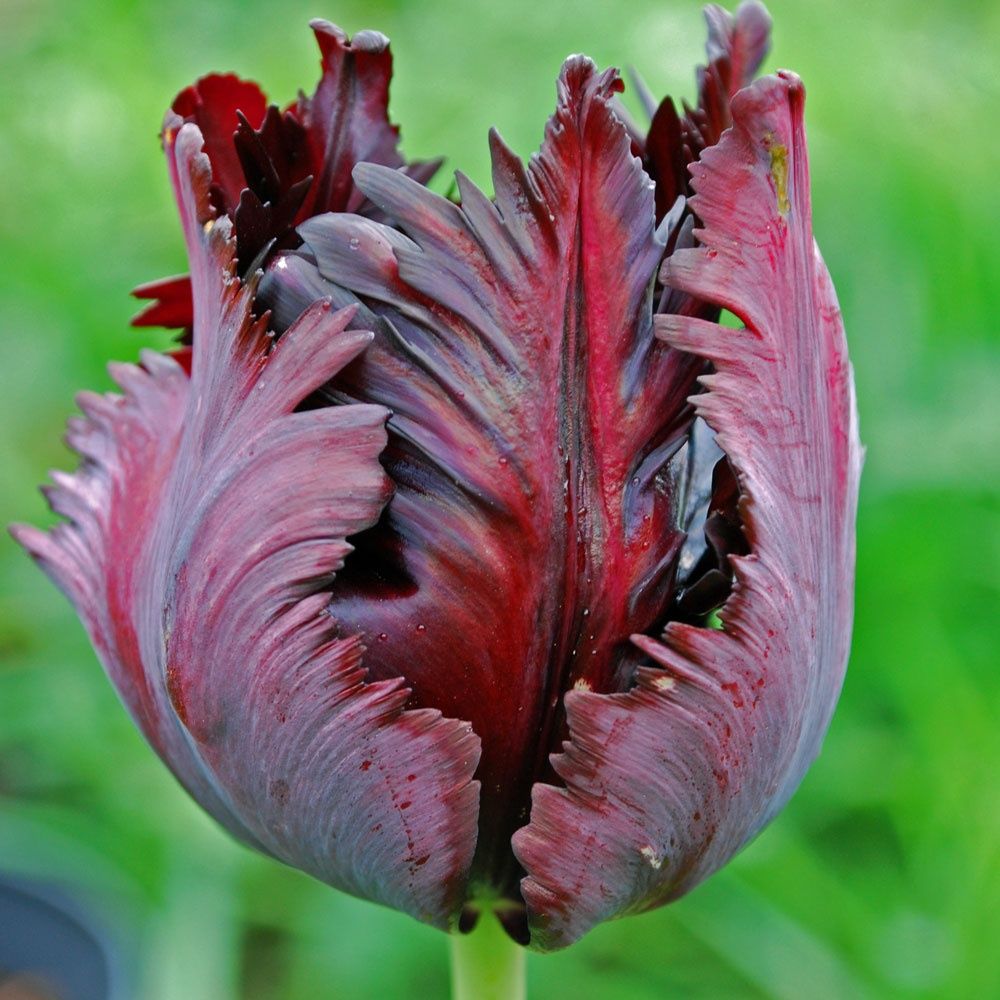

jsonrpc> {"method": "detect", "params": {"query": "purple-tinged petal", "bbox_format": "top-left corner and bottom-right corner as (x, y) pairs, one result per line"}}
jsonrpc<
(261, 57), (706, 902)
(15, 119), (481, 929)
(644, 0), (772, 219)
(703, 1), (772, 96)
(296, 20), (408, 218)
(11, 334), (261, 856)
(512, 72), (861, 949)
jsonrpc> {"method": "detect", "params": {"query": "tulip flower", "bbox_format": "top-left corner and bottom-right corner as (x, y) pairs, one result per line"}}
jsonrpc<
(12, 1), (861, 992)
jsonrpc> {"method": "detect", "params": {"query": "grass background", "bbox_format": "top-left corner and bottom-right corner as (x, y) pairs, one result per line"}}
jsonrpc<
(1, 0), (998, 996)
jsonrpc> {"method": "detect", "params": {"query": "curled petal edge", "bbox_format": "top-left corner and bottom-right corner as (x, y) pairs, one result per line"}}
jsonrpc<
(512, 71), (862, 950)
(13, 119), (481, 930)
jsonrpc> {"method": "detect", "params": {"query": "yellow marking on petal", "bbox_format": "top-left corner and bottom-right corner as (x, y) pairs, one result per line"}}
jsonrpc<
(573, 678), (593, 692)
(651, 674), (676, 692)
(766, 134), (790, 216)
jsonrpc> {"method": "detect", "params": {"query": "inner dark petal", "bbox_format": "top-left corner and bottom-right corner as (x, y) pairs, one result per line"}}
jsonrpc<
(258, 223), (737, 901)
(669, 418), (750, 623)
(232, 104), (313, 275)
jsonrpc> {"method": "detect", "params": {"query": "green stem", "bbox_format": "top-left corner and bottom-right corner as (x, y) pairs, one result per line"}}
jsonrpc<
(449, 910), (526, 1000)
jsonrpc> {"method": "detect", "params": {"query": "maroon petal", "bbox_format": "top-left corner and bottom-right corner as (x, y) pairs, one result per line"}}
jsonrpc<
(511, 72), (862, 949)
(704, 0), (772, 89)
(131, 273), (194, 331)
(296, 20), (406, 218)
(131, 74), (271, 334)
(132, 22), (432, 334)
(14, 119), (480, 928)
(171, 73), (269, 215)
(261, 57), (706, 901)
(232, 106), (313, 269)
(645, 0), (772, 218)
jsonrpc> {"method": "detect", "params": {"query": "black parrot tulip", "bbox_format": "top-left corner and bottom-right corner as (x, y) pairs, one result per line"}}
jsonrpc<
(13, 2), (860, 950)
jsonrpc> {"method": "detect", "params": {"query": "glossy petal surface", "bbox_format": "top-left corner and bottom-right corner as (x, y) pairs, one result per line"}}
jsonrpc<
(295, 20), (405, 217)
(511, 72), (861, 949)
(14, 120), (480, 928)
(18, 3), (859, 950)
(260, 59), (706, 901)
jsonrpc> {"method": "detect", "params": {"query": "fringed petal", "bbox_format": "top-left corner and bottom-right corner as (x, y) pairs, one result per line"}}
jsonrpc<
(15, 120), (481, 929)
(260, 57), (705, 900)
(511, 71), (861, 950)
(644, 0), (772, 218)
(296, 20), (405, 216)
(132, 21), (436, 333)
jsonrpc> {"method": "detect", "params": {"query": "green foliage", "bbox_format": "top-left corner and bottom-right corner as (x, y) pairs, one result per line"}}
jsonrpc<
(1, 0), (997, 996)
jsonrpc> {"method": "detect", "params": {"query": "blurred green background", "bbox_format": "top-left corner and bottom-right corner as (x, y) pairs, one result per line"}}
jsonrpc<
(1, 0), (998, 996)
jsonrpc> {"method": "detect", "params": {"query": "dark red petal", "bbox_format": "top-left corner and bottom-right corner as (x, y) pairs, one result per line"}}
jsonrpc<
(14, 120), (480, 929)
(130, 75), (269, 333)
(10, 354), (261, 850)
(645, 0), (772, 218)
(645, 97), (689, 215)
(704, 0), (772, 91)
(296, 20), (406, 218)
(233, 106), (311, 206)
(171, 73), (268, 215)
(512, 72), (861, 949)
(263, 57), (705, 899)
(133, 22), (432, 333)
(131, 273), (194, 330)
